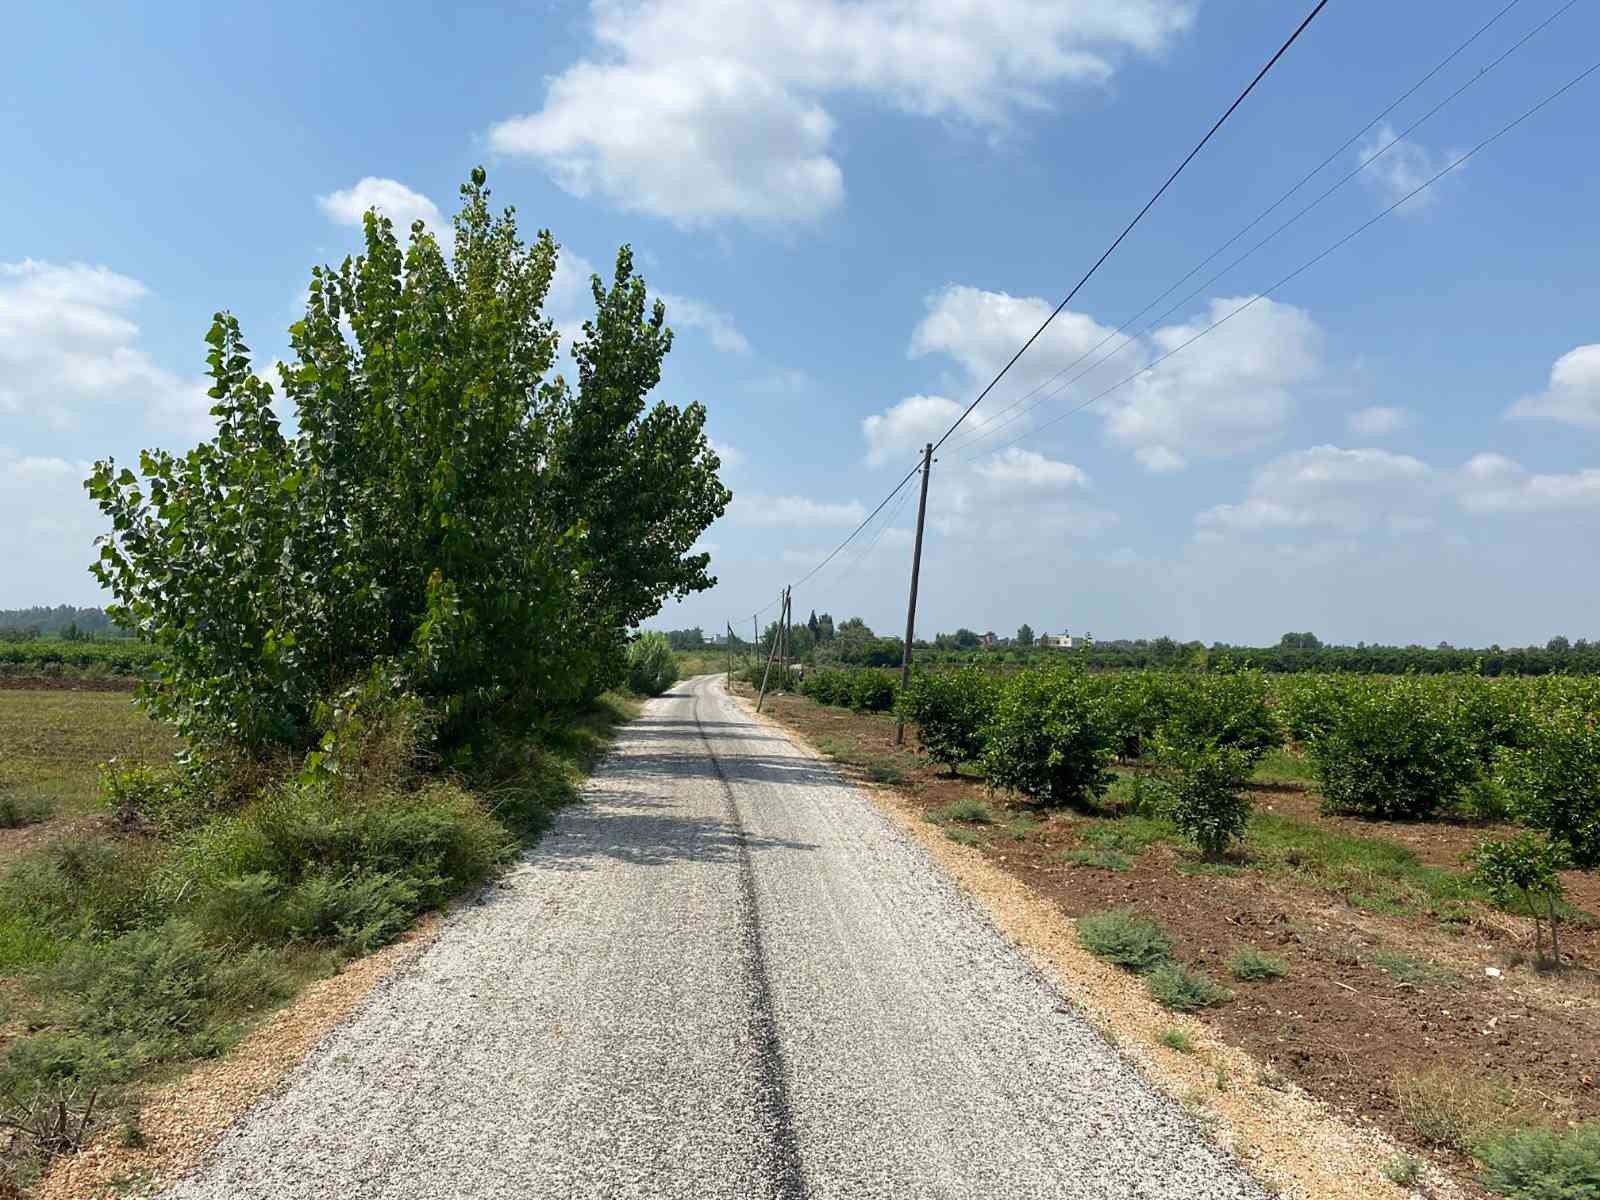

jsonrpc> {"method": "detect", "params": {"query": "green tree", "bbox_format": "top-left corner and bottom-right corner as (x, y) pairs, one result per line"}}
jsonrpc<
(1471, 832), (1569, 965)
(88, 168), (727, 751)
(1016, 623), (1034, 647)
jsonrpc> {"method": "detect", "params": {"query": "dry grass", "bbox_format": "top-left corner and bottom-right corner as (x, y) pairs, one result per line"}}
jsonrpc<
(1391, 1068), (1526, 1152)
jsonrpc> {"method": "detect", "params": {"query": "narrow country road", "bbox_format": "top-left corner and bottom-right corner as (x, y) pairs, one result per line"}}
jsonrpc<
(163, 675), (1264, 1199)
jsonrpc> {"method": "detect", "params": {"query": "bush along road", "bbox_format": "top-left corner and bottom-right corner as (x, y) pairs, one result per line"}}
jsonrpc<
(158, 675), (1262, 1200)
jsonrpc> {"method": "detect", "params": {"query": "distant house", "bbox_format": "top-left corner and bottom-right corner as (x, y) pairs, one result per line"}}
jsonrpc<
(979, 633), (997, 648)
(1040, 631), (1075, 649)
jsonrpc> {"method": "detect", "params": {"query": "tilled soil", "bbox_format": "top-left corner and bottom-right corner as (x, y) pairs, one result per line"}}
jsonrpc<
(743, 684), (1600, 1196)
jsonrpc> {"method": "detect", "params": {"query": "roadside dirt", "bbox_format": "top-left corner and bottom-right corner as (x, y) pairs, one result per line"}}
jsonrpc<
(739, 682), (1600, 1199)
(0, 676), (138, 693)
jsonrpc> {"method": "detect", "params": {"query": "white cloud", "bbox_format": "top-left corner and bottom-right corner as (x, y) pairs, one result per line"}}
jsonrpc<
(548, 248), (600, 315)
(973, 447), (1089, 491)
(0, 448), (102, 606)
(658, 292), (750, 354)
(734, 494), (868, 526)
(1506, 344), (1600, 430)
(1197, 445), (1435, 535)
(708, 439), (743, 469)
(909, 285), (1123, 395)
(489, 0), (1194, 225)
(862, 394), (964, 466)
(0, 259), (211, 439)
(317, 178), (442, 232)
(906, 287), (1319, 470)
(1347, 405), (1414, 437)
(1356, 123), (1457, 213)
(1135, 445), (1185, 473)
(1455, 453), (1600, 514)
(1103, 296), (1320, 468)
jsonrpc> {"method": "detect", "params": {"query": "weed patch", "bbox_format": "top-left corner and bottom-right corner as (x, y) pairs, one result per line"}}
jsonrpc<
(1145, 962), (1232, 1011)
(928, 796), (996, 825)
(1058, 847), (1132, 871)
(1227, 947), (1287, 981)
(1393, 1069), (1522, 1151)
(1477, 1123), (1600, 1199)
(1156, 1028), (1194, 1053)
(1076, 908), (1173, 973)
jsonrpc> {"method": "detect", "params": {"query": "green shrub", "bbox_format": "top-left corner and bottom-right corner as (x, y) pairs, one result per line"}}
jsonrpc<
(1059, 847), (1132, 871)
(1310, 680), (1478, 819)
(1276, 674), (1347, 743)
(845, 668), (897, 712)
(1477, 1123), (1600, 1199)
(1076, 908), (1173, 972)
(0, 839), (164, 937)
(282, 871), (419, 953)
(928, 796), (995, 824)
(982, 667), (1115, 810)
(627, 632), (679, 697)
(1227, 947), (1287, 981)
(1156, 1028), (1194, 1053)
(1163, 671), (1282, 768)
(897, 669), (996, 773)
(1096, 672), (1182, 761)
(1145, 961), (1232, 1011)
(1165, 742), (1253, 859)
(1471, 832), (1569, 965)
(0, 794), (52, 829)
(1496, 706), (1600, 868)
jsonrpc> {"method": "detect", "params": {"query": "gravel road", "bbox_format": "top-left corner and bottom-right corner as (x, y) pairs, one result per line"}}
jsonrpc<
(162, 674), (1265, 1199)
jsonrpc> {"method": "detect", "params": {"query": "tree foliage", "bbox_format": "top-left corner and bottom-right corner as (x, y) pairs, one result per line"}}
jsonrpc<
(626, 632), (679, 697)
(981, 667), (1115, 809)
(87, 169), (728, 751)
(897, 669), (997, 774)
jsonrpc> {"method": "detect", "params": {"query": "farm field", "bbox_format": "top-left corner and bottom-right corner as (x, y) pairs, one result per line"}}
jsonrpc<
(0, 639), (159, 679)
(0, 688), (177, 860)
(734, 675), (1600, 1198)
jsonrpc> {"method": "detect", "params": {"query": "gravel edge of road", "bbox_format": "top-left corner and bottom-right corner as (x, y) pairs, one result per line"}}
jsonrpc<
(726, 682), (1464, 1200)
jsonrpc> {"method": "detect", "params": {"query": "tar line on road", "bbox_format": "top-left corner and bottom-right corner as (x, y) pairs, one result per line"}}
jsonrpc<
(691, 699), (811, 1200)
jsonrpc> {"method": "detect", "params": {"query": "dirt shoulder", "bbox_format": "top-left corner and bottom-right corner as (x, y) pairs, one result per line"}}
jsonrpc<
(733, 681), (1600, 1200)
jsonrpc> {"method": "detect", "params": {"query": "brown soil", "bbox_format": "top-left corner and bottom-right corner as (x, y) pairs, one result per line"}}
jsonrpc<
(740, 683), (1600, 1198)
(0, 677), (138, 693)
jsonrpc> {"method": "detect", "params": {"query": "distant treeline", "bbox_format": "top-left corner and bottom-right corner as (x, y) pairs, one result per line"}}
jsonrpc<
(0, 605), (131, 640)
(664, 624), (1600, 677)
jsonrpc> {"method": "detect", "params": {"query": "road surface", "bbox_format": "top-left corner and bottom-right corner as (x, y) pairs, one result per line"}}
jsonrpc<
(163, 674), (1263, 1199)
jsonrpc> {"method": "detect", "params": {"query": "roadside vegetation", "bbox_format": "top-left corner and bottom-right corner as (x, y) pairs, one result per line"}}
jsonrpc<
(740, 659), (1600, 1199)
(0, 169), (725, 1193)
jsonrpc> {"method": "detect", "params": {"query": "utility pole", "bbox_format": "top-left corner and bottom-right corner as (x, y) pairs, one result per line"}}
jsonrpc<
(727, 621), (734, 686)
(757, 588), (789, 712)
(896, 443), (935, 746)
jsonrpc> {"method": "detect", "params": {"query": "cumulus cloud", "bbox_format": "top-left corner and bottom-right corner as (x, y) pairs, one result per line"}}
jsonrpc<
(0, 448), (103, 605)
(0, 259), (211, 439)
(1347, 405), (1414, 437)
(1506, 344), (1600, 429)
(1356, 123), (1458, 212)
(905, 287), (1319, 471)
(1196, 445), (1435, 536)
(489, 0), (1195, 225)
(1455, 453), (1600, 514)
(658, 293), (750, 354)
(734, 494), (868, 526)
(1102, 296), (1320, 469)
(862, 394), (965, 466)
(317, 178), (442, 232)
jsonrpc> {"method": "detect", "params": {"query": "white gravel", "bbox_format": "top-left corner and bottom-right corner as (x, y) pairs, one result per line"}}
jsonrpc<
(161, 674), (1265, 1199)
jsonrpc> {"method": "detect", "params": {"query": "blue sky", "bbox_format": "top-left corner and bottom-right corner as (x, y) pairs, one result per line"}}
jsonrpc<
(4, 0), (1598, 645)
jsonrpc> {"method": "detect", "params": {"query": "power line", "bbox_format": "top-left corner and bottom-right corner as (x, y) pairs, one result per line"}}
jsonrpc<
(979, 56), (1600, 456)
(952, 0), (1575, 460)
(929, 0), (1332, 455)
(940, 0), (1542, 460)
(788, 457), (924, 592)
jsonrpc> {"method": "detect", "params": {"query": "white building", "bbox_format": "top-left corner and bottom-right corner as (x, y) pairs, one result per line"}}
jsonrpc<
(1040, 631), (1074, 649)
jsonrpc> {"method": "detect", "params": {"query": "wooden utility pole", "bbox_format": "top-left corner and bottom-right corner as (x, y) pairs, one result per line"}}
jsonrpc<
(727, 622), (734, 686)
(757, 588), (789, 712)
(896, 443), (935, 745)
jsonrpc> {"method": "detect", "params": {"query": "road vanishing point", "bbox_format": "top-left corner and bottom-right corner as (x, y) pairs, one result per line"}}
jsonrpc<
(163, 674), (1265, 1199)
